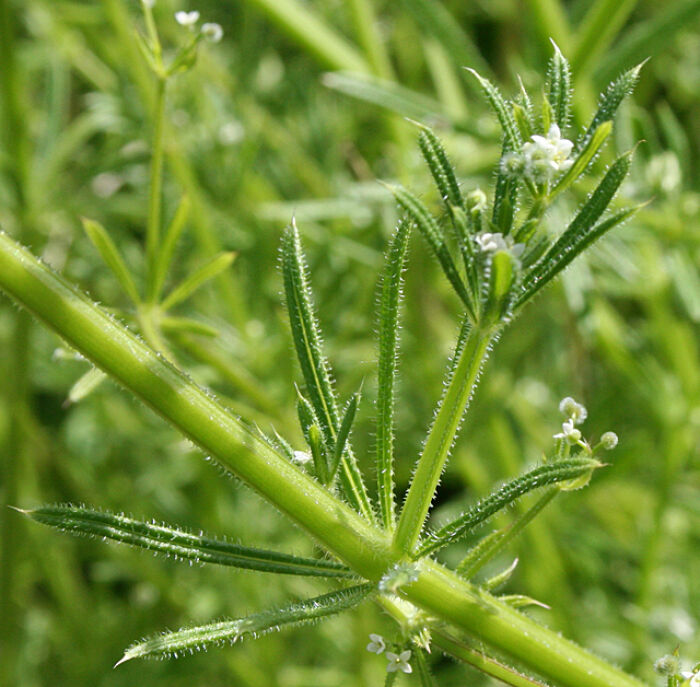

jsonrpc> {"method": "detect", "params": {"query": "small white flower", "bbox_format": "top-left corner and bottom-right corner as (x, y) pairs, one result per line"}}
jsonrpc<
(500, 151), (525, 178)
(175, 10), (200, 28)
(522, 123), (573, 183)
(600, 431), (618, 450)
(386, 650), (412, 674)
(554, 419), (582, 445)
(366, 633), (385, 654)
(559, 396), (587, 425)
(292, 450), (312, 465)
(681, 670), (700, 687)
(201, 22), (223, 42)
(474, 232), (525, 258)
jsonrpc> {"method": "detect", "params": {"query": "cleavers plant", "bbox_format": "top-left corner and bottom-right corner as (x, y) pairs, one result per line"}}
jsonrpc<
(0, 6), (652, 686)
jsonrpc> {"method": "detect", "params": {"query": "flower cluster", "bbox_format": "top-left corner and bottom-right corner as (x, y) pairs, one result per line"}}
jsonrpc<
(175, 9), (223, 42)
(502, 123), (574, 184)
(366, 634), (413, 674)
(553, 397), (619, 453)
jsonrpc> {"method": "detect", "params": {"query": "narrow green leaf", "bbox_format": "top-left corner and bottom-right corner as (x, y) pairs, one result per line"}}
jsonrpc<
(545, 40), (572, 129)
(81, 218), (140, 304)
(416, 125), (465, 211)
(66, 367), (107, 405)
(492, 163), (519, 236)
(160, 315), (220, 338)
(296, 393), (328, 484)
(512, 103), (533, 142)
(449, 206), (479, 301)
(480, 250), (516, 326)
(550, 121), (612, 199)
(519, 154), (636, 307)
(161, 252), (237, 311)
(153, 194), (190, 302)
(576, 62), (644, 154)
(466, 69), (522, 151)
(25, 505), (354, 577)
(116, 583), (373, 664)
(500, 594), (551, 610)
(417, 458), (601, 557)
(376, 220), (410, 529)
(281, 223), (374, 520)
(388, 184), (475, 320)
(329, 389), (360, 485)
(457, 489), (559, 579)
(483, 558), (519, 591)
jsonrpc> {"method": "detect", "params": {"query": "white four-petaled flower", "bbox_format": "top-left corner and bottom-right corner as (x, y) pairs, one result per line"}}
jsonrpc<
(474, 232), (525, 258)
(175, 10), (200, 27)
(553, 418), (582, 445)
(366, 633), (386, 654)
(386, 650), (412, 673)
(522, 123), (574, 183)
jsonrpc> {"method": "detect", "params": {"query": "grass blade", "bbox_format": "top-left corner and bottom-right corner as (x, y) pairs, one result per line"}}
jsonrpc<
(161, 252), (237, 311)
(417, 458), (601, 557)
(153, 194), (190, 302)
(376, 219), (410, 529)
(281, 223), (374, 519)
(81, 218), (140, 304)
(116, 583), (373, 664)
(24, 505), (354, 577)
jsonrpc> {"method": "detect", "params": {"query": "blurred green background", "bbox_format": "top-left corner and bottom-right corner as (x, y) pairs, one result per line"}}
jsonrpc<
(0, 0), (698, 685)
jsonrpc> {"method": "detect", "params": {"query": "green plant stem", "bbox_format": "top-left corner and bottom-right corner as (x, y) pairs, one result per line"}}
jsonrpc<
(394, 329), (494, 554)
(146, 76), (166, 303)
(0, 232), (649, 687)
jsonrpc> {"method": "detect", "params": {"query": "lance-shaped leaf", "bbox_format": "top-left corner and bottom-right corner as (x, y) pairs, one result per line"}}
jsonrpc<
(81, 218), (140, 304)
(329, 388), (360, 485)
(65, 367), (107, 405)
(482, 558), (519, 591)
(575, 61), (645, 154)
(500, 594), (550, 610)
(545, 41), (572, 130)
(376, 220), (410, 528)
(281, 223), (373, 519)
(518, 153), (637, 307)
(297, 392), (329, 484)
(491, 164), (519, 236)
(416, 457), (601, 557)
(388, 184), (475, 320)
(116, 583), (373, 664)
(550, 121), (612, 199)
(416, 124), (465, 211)
(161, 251), (237, 311)
(480, 250), (517, 326)
(23, 505), (354, 577)
(466, 69), (522, 151)
(449, 206), (478, 300)
(152, 194), (190, 301)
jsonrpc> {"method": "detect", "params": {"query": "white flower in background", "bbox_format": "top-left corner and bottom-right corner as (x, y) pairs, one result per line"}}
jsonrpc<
(201, 22), (223, 42)
(681, 670), (700, 687)
(466, 188), (488, 212)
(600, 431), (618, 450)
(522, 123), (573, 183)
(175, 10), (200, 28)
(474, 232), (525, 258)
(366, 633), (386, 654)
(559, 396), (587, 425)
(553, 418), (582, 445)
(386, 650), (412, 673)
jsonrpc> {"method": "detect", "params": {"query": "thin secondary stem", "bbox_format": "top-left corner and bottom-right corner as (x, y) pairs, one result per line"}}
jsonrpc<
(146, 76), (166, 303)
(394, 329), (494, 554)
(0, 232), (649, 687)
